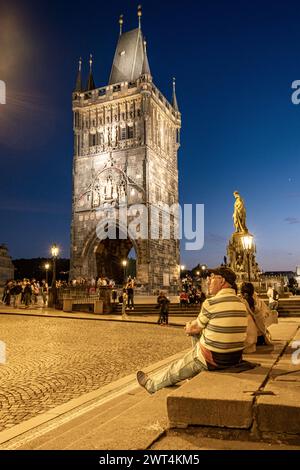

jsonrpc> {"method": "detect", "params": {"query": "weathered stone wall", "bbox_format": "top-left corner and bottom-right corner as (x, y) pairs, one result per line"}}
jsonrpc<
(0, 245), (14, 285)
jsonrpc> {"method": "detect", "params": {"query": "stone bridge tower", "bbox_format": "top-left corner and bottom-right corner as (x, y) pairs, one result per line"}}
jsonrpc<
(70, 8), (181, 290)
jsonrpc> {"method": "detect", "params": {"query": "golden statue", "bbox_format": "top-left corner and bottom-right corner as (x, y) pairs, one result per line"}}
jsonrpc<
(233, 191), (248, 233)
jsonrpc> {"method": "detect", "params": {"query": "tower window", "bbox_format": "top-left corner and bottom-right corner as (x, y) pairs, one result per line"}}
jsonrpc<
(89, 133), (96, 147)
(97, 132), (104, 145)
(74, 111), (80, 128)
(120, 127), (126, 140)
(128, 125), (134, 139)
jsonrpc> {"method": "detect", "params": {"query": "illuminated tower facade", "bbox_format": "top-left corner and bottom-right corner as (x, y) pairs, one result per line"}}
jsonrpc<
(70, 8), (181, 290)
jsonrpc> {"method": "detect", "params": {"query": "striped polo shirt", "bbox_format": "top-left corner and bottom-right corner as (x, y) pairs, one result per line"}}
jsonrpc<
(196, 288), (248, 355)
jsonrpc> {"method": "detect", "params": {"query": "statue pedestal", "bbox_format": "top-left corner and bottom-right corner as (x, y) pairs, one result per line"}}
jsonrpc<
(98, 286), (112, 314)
(227, 232), (260, 283)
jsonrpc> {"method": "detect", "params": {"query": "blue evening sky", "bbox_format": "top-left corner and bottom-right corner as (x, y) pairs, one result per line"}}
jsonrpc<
(0, 0), (300, 270)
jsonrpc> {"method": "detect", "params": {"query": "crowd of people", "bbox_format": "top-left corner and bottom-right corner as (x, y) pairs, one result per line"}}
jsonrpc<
(2, 273), (281, 351)
(1, 279), (49, 308)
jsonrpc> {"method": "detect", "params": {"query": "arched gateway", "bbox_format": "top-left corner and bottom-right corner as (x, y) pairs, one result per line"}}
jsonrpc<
(70, 11), (181, 291)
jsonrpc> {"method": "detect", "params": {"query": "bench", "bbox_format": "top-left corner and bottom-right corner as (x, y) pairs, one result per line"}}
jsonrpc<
(63, 298), (103, 314)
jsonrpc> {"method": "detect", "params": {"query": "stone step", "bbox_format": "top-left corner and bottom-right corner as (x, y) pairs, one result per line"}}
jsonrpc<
(166, 342), (285, 429)
(256, 328), (300, 434)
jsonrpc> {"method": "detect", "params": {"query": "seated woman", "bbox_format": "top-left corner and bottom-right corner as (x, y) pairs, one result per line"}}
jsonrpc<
(240, 282), (277, 353)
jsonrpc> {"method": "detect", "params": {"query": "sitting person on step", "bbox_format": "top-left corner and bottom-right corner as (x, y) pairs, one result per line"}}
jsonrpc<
(137, 267), (249, 394)
(240, 282), (277, 353)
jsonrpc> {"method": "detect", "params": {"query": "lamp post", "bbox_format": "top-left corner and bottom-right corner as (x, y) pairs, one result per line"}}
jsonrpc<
(241, 234), (253, 282)
(45, 263), (50, 286)
(48, 244), (59, 308)
(122, 260), (127, 283)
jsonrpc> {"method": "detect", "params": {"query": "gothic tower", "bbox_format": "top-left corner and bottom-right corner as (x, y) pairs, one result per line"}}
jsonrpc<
(70, 9), (181, 290)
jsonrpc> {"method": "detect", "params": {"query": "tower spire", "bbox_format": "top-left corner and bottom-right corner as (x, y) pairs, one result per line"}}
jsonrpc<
(86, 54), (96, 91)
(141, 38), (151, 77)
(119, 14), (123, 36)
(74, 57), (82, 92)
(137, 5), (142, 29)
(172, 77), (179, 112)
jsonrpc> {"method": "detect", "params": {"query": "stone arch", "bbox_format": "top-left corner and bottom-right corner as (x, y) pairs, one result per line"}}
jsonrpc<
(80, 222), (140, 284)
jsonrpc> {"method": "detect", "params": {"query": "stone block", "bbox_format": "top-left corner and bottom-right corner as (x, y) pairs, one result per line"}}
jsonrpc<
(94, 300), (103, 314)
(268, 324), (298, 341)
(256, 382), (300, 434)
(63, 299), (73, 312)
(167, 368), (267, 429)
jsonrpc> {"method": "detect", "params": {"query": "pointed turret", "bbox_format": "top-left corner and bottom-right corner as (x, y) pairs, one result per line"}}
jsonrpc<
(86, 54), (96, 91)
(74, 57), (82, 92)
(141, 38), (151, 77)
(172, 77), (179, 112)
(137, 5), (142, 29)
(119, 14), (123, 36)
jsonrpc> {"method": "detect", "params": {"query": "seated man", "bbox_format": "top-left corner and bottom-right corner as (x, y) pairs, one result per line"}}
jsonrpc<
(179, 291), (189, 307)
(137, 267), (248, 394)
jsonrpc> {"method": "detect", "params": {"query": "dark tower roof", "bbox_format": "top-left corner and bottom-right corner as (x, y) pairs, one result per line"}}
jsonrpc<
(109, 28), (151, 85)
(74, 58), (82, 92)
(86, 54), (96, 91)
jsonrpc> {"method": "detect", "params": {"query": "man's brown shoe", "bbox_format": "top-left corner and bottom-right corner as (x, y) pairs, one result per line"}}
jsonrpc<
(136, 371), (154, 394)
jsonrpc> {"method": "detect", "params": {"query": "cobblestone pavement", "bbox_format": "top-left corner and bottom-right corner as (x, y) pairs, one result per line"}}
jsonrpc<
(0, 316), (189, 431)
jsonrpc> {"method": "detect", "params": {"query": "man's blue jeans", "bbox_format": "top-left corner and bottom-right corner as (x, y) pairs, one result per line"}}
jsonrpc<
(145, 345), (207, 394)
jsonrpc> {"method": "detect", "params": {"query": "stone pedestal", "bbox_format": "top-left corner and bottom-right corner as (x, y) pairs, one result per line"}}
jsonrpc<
(63, 299), (73, 312)
(98, 287), (112, 314)
(94, 300), (104, 314)
(227, 232), (260, 283)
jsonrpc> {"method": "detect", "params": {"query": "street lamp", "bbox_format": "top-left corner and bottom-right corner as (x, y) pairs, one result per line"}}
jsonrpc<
(49, 244), (60, 308)
(45, 263), (50, 285)
(201, 264), (207, 276)
(122, 259), (127, 283)
(241, 234), (253, 282)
